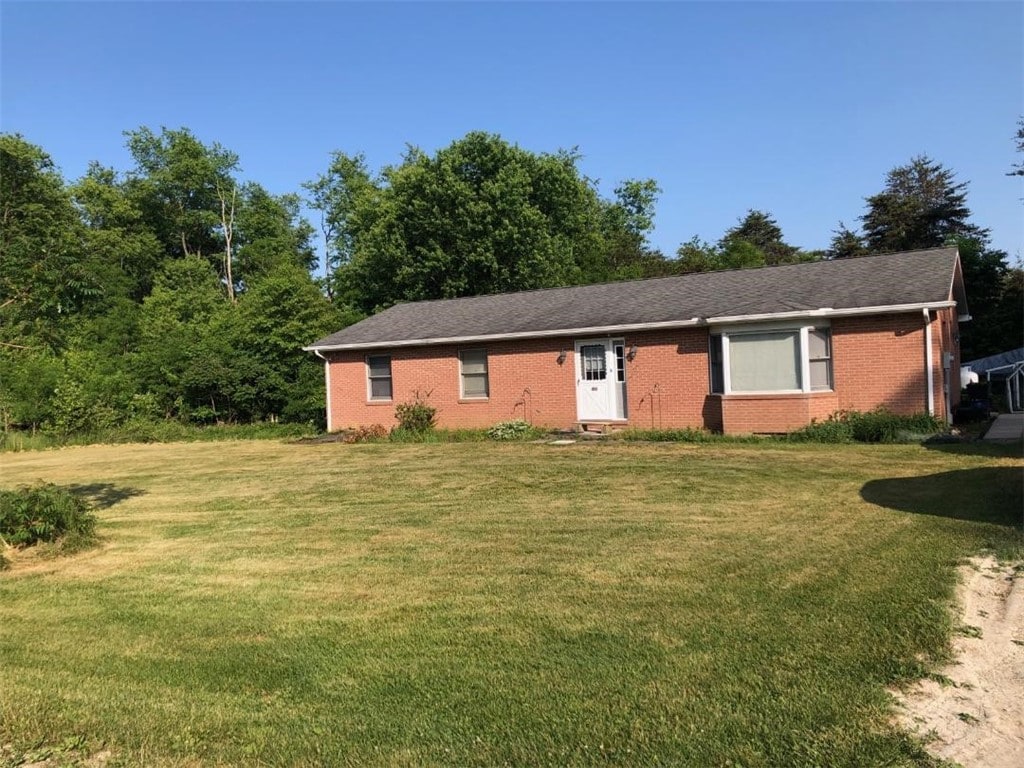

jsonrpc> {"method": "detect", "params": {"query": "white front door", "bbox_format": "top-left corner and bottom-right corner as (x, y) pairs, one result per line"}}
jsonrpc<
(575, 339), (627, 421)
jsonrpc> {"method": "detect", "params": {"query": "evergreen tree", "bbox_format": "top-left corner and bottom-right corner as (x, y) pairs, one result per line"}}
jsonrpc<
(826, 222), (868, 259)
(860, 156), (985, 252)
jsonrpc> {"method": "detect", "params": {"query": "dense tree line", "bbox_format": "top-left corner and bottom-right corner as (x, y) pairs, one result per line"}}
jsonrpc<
(1, 130), (345, 432)
(1, 127), (1020, 436)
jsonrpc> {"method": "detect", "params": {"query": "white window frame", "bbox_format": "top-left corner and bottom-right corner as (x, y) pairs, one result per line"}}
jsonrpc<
(710, 323), (833, 395)
(459, 348), (489, 399)
(366, 354), (393, 401)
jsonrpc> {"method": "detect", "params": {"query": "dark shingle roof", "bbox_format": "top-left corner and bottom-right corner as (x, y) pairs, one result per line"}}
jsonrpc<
(308, 248), (963, 350)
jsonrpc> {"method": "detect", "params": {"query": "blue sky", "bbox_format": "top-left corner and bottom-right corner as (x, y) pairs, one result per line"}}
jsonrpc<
(3, 1), (1022, 261)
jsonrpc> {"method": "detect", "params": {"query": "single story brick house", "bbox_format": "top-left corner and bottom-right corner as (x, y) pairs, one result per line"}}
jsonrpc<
(305, 247), (968, 434)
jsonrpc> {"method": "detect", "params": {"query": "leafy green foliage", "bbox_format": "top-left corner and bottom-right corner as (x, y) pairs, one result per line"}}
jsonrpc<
(487, 419), (543, 440)
(0, 134), (98, 350)
(315, 132), (669, 312)
(0, 482), (96, 547)
(393, 393), (437, 434)
(675, 211), (819, 273)
(787, 409), (945, 444)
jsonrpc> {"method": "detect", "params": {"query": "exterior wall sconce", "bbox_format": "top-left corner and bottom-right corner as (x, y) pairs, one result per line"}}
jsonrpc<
(557, 349), (567, 365)
(627, 344), (638, 361)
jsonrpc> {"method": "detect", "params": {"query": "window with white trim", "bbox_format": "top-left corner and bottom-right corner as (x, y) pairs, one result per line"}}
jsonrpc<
(459, 349), (489, 398)
(709, 334), (725, 394)
(709, 326), (833, 394)
(808, 328), (832, 391)
(366, 354), (392, 400)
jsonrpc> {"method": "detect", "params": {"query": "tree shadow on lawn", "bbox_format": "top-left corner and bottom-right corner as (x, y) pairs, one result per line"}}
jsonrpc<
(922, 436), (1023, 460)
(64, 482), (146, 510)
(861, 468), (1023, 528)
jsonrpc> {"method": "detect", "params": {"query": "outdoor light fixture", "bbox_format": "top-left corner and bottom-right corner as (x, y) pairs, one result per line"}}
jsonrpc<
(627, 344), (638, 361)
(557, 349), (567, 365)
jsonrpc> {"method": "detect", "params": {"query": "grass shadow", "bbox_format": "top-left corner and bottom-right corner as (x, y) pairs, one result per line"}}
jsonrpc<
(861, 468), (1023, 528)
(64, 482), (146, 510)
(922, 437), (1024, 460)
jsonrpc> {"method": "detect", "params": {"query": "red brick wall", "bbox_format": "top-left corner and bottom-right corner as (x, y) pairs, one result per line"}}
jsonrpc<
(323, 311), (958, 433)
(720, 392), (839, 434)
(830, 311), (953, 422)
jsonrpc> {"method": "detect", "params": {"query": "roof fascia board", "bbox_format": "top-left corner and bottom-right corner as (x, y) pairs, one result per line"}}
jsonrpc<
(304, 301), (957, 352)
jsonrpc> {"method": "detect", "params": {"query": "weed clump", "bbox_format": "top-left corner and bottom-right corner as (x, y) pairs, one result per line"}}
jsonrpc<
(394, 393), (437, 435)
(0, 482), (97, 550)
(487, 420), (543, 441)
(344, 424), (389, 443)
(788, 409), (945, 444)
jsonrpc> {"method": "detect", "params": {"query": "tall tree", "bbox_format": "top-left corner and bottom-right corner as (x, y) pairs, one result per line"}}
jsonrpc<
(675, 211), (816, 274)
(860, 155), (985, 252)
(303, 152), (375, 298)
(0, 134), (96, 350)
(72, 162), (165, 304)
(596, 179), (671, 280)
(826, 222), (868, 260)
(857, 155), (1018, 358)
(318, 132), (653, 313)
(124, 127), (239, 260)
(719, 210), (802, 266)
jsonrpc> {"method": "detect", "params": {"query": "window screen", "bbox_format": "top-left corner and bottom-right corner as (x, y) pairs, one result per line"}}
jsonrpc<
(808, 328), (832, 391)
(366, 355), (392, 400)
(729, 331), (801, 392)
(460, 349), (489, 398)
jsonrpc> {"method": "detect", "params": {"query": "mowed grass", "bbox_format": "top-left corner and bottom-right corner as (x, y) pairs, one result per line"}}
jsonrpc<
(1, 440), (1021, 767)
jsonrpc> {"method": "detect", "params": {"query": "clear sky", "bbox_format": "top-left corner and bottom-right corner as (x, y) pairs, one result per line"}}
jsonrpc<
(2, 1), (1022, 261)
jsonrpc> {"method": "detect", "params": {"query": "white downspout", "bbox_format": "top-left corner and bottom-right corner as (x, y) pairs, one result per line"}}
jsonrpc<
(923, 309), (934, 416)
(314, 350), (332, 432)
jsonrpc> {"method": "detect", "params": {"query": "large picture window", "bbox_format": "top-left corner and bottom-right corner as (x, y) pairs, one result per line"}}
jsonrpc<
(729, 331), (801, 392)
(709, 326), (833, 395)
(366, 355), (392, 400)
(459, 349), (489, 398)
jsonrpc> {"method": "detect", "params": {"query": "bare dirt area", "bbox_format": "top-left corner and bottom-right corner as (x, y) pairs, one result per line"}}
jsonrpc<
(895, 556), (1024, 768)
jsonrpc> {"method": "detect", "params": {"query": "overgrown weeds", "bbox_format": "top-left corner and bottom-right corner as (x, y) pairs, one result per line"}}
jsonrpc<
(0, 482), (97, 550)
(1, 420), (319, 452)
(487, 420), (546, 441)
(788, 409), (946, 444)
(394, 391), (437, 434)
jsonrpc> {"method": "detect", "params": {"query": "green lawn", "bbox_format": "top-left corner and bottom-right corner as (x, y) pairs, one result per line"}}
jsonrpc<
(1, 440), (1021, 767)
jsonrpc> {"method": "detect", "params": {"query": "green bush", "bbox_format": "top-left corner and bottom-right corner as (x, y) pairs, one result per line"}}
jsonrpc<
(789, 409), (945, 444)
(394, 393), (437, 434)
(487, 420), (542, 441)
(0, 483), (97, 548)
(786, 416), (854, 443)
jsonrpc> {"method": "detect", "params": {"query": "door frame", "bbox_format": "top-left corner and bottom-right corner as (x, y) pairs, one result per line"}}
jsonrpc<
(574, 338), (627, 421)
